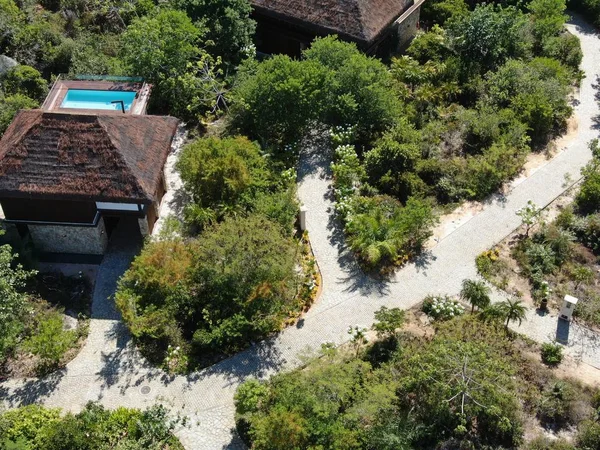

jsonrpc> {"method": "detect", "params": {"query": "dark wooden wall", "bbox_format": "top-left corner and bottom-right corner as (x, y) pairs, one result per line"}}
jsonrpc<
(0, 198), (98, 224)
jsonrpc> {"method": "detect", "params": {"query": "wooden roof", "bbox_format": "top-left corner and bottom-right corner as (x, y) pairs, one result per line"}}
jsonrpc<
(0, 110), (179, 204)
(252, 0), (412, 45)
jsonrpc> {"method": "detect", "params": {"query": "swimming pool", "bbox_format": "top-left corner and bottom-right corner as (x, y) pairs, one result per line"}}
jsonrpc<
(60, 89), (136, 111)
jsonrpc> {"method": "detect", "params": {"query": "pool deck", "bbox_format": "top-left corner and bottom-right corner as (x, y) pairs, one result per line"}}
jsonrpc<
(42, 80), (151, 115)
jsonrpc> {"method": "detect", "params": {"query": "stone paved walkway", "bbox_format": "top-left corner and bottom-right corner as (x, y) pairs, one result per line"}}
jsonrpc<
(1, 15), (600, 450)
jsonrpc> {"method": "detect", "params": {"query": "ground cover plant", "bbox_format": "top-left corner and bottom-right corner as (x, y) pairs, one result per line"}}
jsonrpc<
(477, 141), (600, 329)
(0, 242), (91, 378)
(235, 311), (599, 450)
(116, 136), (318, 372)
(0, 402), (184, 450)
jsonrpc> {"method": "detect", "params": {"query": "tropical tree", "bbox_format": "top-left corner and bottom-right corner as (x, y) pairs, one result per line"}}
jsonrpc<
(516, 200), (542, 236)
(372, 306), (406, 339)
(495, 298), (528, 330)
(172, 0), (256, 64)
(460, 279), (491, 313)
(120, 9), (202, 83)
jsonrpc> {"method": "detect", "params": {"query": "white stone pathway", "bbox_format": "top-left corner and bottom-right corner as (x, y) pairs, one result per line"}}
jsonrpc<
(1, 15), (600, 450)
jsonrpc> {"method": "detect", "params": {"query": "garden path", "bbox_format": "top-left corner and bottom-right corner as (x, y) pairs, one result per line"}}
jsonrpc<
(1, 15), (600, 450)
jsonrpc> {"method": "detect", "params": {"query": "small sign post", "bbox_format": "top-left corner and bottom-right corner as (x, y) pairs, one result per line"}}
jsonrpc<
(299, 208), (307, 231)
(559, 295), (578, 321)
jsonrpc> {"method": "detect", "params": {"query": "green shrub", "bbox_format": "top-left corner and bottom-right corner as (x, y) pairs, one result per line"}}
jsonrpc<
(0, 404), (60, 444)
(235, 379), (269, 416)
(476, 249), (501, 279)
(232, 36), (401, 148)
(364, 135), (422, 202)
(537, 381), (589, 427)
(0, 243), (35, 362)
(541, 342), (564, 366)
(526, 436), (576, 450)
(23, 309), (77, 370)
(0, 403), (184, 450)
(577, 420), (600, 450)
(117, 214), (302, 368)
(577, 171), (600, 214)
(344, 195), (436, 269)
(481, 58), (573, 146)
(1, 65), (48, 101)
(177, 136), (271, 212)
(0, 94), (38, 135)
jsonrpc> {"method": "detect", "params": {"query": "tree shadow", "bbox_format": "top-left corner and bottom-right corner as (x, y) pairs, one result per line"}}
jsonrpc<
(567, 11), (599, 37)
(0, 369), (66, 408)
(564, 321), (600, 364)
(413, 249), (437, 275)
(296, 126), (331, 181)
(483, 192), (508, 208)
(183, 337), (286, 388)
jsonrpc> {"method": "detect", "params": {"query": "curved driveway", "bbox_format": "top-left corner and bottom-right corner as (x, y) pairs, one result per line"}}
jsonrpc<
(1, 16), (599, 450)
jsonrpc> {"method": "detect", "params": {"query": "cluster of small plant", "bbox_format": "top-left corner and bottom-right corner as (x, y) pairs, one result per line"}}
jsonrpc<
(0, 403), (184, 450)
(0, 244), (91, 378)
(422, 295), (465, 321)
(541, 342), (564, 366)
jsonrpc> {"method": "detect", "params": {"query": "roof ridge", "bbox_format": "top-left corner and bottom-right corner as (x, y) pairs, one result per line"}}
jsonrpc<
(96, 115), (152, 202)
(354, 0), (370, 41)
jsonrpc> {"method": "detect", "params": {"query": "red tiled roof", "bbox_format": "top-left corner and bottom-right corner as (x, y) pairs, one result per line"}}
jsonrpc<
(0, 110), (179, 204)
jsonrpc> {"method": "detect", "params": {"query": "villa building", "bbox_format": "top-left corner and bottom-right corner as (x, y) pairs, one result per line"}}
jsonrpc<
(0, 76), (179, 260)
(251, 0), (426, 56)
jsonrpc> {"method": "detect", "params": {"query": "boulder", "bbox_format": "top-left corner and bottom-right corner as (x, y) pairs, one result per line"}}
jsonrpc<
(0, 55), (18, 76)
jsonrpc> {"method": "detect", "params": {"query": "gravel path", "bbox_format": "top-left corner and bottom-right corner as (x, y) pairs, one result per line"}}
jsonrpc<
(1, 15), (599, 450)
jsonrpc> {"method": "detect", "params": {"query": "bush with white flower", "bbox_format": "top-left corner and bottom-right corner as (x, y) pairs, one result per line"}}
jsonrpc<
(330, 125), (356, 147)
(422, 295), (465, 321)
(164, 344), (188, 374)
(330, 126), (365, 222)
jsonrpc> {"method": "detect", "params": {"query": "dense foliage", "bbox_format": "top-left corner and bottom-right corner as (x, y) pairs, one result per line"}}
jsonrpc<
(0, 0), (254, 131)
(117, 213), (305, 371)
(116, 135), (313, 372)
(236, 315), (599, 449)
(0, 242), (90, 377)
(229, 0), (580, 270)
(231, 36), (402, 148)
(0, 403), (183, 450)
(176, 136), (297, 231)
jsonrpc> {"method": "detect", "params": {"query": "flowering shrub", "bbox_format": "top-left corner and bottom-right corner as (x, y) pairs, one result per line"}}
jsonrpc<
(164, 344), (188, 374)
(422, 295), (465, 321)
(330, 126), (365, 222)
(330, 125), (356, 147)
(476, 248), (500, 278)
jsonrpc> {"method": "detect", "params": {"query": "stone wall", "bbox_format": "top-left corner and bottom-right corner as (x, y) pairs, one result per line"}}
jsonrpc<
(395, 2), (422, 50)
(28, 218), (108, 255)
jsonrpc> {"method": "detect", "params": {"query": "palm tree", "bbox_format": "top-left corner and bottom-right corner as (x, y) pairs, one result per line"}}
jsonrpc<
(460, 279), (491, 313)
(496, 298), (527, 331)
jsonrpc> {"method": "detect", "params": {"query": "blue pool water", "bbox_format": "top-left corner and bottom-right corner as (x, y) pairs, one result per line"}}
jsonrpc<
(60, 89), (136, 111)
